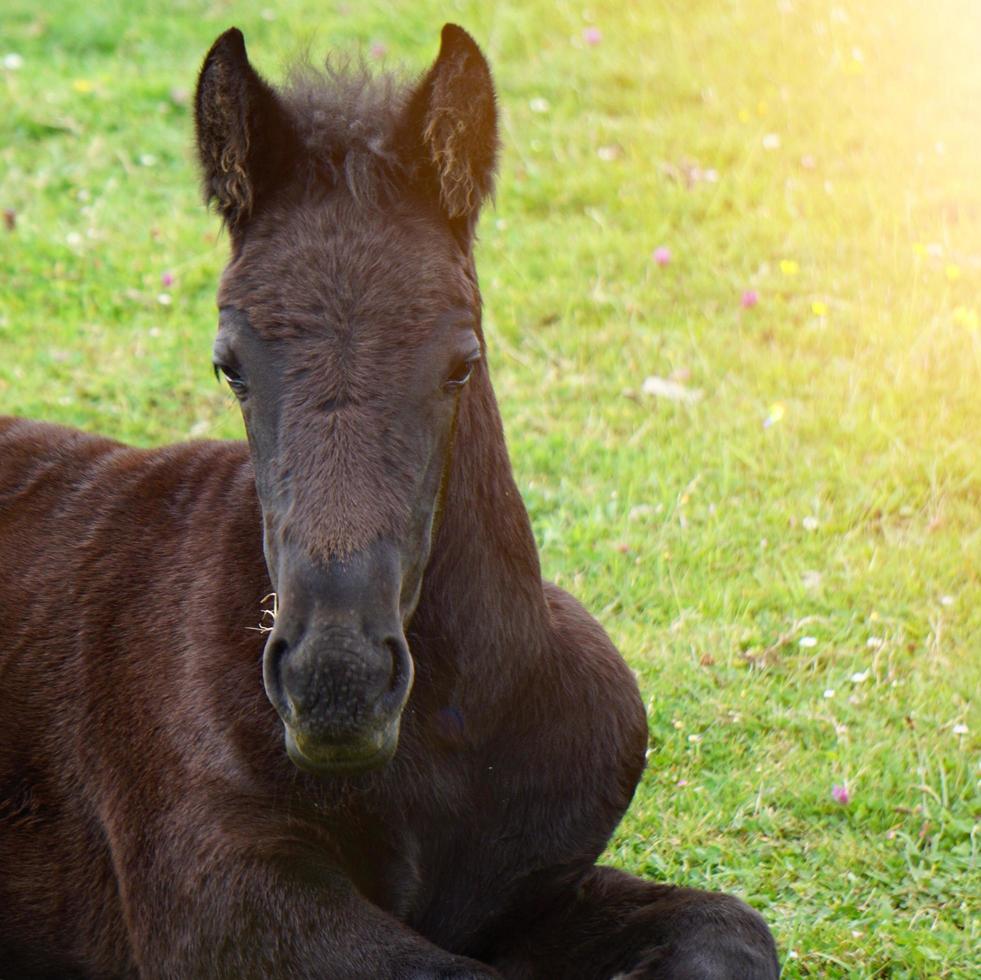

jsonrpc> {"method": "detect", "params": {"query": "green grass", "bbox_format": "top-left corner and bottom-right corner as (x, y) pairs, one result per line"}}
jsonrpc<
(1, 1), (978, 975)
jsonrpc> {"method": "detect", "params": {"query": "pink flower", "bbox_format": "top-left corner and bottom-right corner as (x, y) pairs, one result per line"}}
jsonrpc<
(741, 289), (759, 308)
(161, 271), (174, 288)
(652, 246), (671, 266)
(369, 41), (387, 60)
(832, 784), (850, 805)
(582, 27), (602, 46)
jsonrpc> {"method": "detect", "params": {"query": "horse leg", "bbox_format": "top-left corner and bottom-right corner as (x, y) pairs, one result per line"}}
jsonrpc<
(107, 816), (500, 980)
(491, 865), (779, 980)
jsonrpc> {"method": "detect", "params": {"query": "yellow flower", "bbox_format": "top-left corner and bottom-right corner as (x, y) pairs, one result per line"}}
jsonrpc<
(780, 259), (799, 277)
(811, 301), (828, 316)
(912, 242), (927, 256)
(844, 48), (865, 75)
(953, 306), (979, 330)
(72, 79), (93, 94)
(738, 108), (750, 123)
(756, 100), (769, 116)
(945, 264), (961, 281)
(764, 402), (786, 428)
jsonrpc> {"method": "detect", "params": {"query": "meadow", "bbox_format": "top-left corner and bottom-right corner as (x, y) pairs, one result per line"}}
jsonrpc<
(1, 0), (978, 975)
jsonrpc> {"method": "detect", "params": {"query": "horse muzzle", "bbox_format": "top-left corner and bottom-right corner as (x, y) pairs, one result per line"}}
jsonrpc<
(263, 625), (414, 774)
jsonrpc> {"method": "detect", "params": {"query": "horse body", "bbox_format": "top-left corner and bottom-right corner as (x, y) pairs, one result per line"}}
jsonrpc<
(0, 418), (645, 977)
(0, 23), (779, 979)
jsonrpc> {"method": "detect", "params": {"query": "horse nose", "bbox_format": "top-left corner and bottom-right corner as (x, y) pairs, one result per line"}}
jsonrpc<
(262, 622), (414, 772)
(267, 627), (393, 718)
(260, 541), (415, 771)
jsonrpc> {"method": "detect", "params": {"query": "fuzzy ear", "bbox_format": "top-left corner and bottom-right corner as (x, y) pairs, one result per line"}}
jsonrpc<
(401, 24), (498, 234)
(194, 28), (296, 232)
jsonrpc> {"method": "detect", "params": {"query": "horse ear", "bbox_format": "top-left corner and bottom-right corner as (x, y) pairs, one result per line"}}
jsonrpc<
(194, 28), (295, 233)
(401, 24), (499, 235)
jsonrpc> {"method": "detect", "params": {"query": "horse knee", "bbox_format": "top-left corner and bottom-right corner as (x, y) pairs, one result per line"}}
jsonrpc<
(672, 895), (779, 979)
(629, 893), (779, 980)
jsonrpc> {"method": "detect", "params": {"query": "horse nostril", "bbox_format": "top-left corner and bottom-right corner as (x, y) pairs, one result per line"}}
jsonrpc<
(263, 635), (293, 712)
(383, 637), (413, 703)
(384, 638), (402, 693)
(266, 636), (290, 670)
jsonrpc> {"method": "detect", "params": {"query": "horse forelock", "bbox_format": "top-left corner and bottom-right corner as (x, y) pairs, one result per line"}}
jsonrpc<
(281, 56), (410, 209)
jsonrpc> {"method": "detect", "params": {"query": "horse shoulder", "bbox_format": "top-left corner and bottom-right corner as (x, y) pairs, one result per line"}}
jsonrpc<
(494, 581), (649, 866)
(542, 579), (648, 782)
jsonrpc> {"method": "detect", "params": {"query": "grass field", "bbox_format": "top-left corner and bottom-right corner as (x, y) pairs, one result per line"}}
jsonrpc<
(1, 0), (978, 975)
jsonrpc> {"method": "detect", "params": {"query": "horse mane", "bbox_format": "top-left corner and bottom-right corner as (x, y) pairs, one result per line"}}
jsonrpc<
(281, 56), (411, 207)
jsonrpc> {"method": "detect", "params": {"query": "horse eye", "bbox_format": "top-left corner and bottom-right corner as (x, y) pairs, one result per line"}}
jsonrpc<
(442, 354), (479, 392)
(214, 363), (248, 397)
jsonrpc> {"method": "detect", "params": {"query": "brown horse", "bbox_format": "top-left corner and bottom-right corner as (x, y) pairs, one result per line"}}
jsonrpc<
(0, 24), (779, 979)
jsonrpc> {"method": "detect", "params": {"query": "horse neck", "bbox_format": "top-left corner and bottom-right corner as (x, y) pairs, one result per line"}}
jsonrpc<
(410, 371), (550, 707)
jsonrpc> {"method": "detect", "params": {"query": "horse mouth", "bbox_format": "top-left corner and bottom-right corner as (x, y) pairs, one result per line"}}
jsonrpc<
(282, 718), (401, 775)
